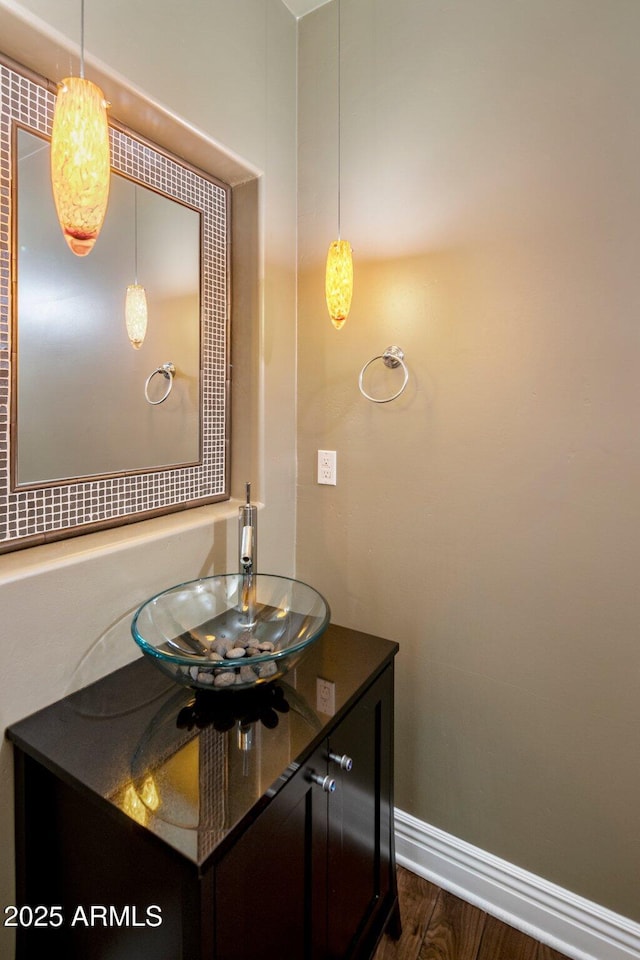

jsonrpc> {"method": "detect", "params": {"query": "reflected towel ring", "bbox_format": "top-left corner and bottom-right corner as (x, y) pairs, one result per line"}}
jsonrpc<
(144, 362), (176, 405)
(358, 346), (409, 403)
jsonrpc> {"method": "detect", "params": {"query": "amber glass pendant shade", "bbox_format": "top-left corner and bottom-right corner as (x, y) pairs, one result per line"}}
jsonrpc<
(50, 76), (111, 257)
(325, 239), (353, 330)
(125, 284), (148, 350)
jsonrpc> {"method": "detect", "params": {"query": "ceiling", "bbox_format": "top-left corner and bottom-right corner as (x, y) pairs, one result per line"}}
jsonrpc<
(280, 0), (332, 18)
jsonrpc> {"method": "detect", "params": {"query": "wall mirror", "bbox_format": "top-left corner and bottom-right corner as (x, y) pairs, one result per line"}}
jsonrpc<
(0, 56), (230, 553)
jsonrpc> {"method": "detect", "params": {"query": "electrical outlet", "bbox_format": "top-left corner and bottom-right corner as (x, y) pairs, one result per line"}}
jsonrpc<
(317, 450), (337, 485)
(316, 677), (336, 715)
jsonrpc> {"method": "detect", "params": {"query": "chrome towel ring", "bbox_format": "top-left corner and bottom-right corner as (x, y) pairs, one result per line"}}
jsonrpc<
(358, 346), (409, 403)
(144, 362), (176, 405)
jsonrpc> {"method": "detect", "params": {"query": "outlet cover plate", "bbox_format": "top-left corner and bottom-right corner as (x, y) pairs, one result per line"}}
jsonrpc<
(316, 677), (336, 715)
(317, 450), (337, 485)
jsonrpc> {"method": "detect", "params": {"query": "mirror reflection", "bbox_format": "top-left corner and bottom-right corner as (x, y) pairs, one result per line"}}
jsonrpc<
(15, 127), (201, 486)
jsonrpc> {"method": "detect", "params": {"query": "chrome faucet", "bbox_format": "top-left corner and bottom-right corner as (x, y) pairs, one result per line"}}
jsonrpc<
(238, 482), (257, 574)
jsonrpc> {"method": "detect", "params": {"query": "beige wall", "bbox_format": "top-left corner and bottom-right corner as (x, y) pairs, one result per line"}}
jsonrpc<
(2, 0), (640, 950)
(297, 0), (640, 923)
(0, 1), (297, 954)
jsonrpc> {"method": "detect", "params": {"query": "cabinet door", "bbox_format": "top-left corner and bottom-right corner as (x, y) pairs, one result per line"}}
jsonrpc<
(13, 754), (196, 960)
(213, 743), (328, 960)
(326, 666), (394, 959)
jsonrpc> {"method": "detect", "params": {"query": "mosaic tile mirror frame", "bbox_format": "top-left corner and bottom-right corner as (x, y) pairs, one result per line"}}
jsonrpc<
(0, 55), (230, 553)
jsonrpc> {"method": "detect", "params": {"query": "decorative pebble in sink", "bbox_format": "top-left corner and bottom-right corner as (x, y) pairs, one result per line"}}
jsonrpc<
(131, 573), (330, 691)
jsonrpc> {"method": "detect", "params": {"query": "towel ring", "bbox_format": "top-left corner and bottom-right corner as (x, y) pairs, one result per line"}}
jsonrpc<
(144, 362), (176, 405)
(358, 346), (409, 403)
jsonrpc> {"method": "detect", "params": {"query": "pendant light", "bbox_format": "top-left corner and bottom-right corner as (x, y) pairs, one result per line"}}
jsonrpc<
(50, 0), (111, 257)
(325, 0), (353, 330)
(125, 186), (148, 350)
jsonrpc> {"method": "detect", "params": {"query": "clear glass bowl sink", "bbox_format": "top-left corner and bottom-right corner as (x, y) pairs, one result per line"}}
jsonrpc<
(131, 574), (330, 691)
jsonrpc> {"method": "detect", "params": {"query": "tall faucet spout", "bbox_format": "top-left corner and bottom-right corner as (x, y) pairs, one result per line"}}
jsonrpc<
(238, 481), (257, 574)
(240, 523), (253, 572)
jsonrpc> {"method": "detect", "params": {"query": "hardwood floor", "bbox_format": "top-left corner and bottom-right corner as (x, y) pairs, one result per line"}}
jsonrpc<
(374, 867), (572, 960)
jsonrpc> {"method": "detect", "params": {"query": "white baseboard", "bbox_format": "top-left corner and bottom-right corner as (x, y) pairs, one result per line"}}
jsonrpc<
(394, 809), (640, 960)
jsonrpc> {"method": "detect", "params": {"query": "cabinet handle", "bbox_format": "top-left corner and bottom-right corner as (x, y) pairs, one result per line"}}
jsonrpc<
(328, 752), (353, 772)
(309, 772), (336, 793)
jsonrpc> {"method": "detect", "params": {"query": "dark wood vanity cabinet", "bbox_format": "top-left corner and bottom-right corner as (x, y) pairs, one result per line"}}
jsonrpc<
(7, 624), (400, 960)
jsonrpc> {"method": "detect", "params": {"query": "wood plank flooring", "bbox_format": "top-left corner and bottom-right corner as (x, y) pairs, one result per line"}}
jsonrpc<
(374, 867), (572, 960)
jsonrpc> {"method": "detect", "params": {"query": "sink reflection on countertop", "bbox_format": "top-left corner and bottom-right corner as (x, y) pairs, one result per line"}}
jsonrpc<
(126, 680), (322, 842)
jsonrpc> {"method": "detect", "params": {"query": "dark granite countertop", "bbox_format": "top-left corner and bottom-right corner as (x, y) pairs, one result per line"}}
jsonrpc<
(7, 623), (398, 869)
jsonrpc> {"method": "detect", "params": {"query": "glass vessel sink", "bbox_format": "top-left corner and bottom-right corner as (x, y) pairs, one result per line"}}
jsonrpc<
(132, 574), (330, 691)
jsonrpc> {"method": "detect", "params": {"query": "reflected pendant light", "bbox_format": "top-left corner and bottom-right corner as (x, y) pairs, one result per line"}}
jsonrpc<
(325, 0), (353, 330)
(50, 0), (111, 257)
(125, 186), (148, 350)
(125, 285), (148, 350)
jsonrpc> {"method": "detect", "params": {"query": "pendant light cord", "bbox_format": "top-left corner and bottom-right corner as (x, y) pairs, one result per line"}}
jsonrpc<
(79, 0), (85, 79)
(337, 0), (342, 241)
